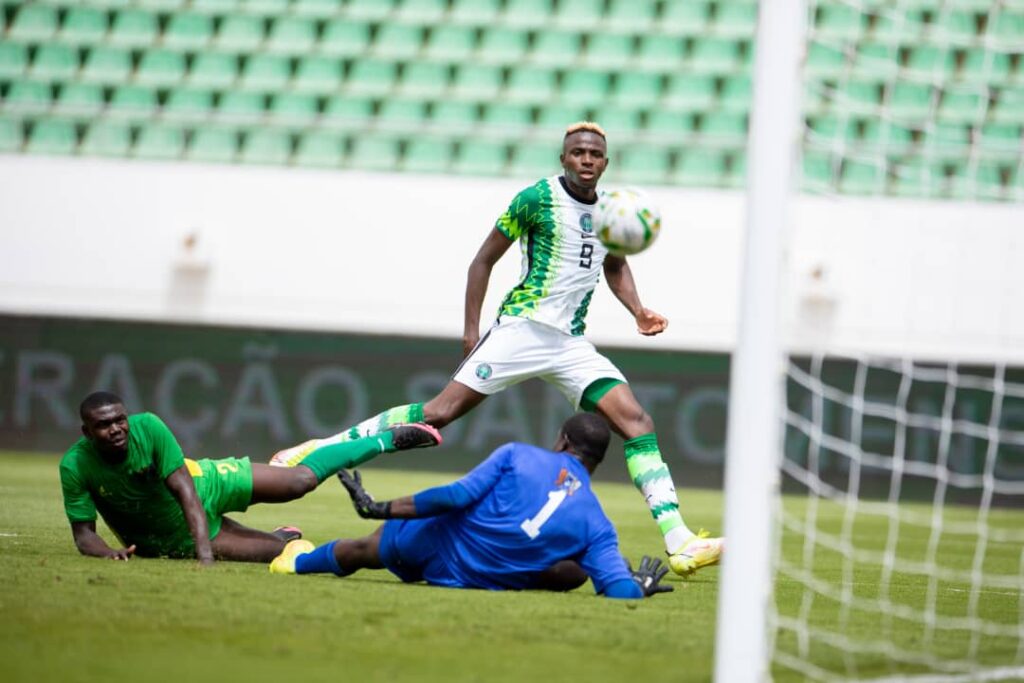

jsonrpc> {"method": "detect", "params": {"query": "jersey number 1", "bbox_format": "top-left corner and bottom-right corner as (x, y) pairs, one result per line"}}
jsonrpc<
(520, 489), (568, 539)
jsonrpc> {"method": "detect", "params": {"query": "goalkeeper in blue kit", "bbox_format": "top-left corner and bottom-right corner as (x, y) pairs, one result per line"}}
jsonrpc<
(270, 413), (672, 599)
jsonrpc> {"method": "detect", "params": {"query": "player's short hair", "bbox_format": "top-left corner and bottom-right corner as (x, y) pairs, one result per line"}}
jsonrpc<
(79, 391), (124, 421)
(564, 121), (607, 140)
(561, 413), (611, 466)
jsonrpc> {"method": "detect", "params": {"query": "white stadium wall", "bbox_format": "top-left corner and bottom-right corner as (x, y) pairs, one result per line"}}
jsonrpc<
(0, 154), (1021, 363)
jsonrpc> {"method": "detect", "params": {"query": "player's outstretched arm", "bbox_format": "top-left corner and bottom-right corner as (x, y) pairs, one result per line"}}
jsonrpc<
(603, 255), (668, 336)
(164, 466), (214, 565)
(464, 228), (514, 357)
(70, 520), (136, 560)
(337, 470), (476, 520)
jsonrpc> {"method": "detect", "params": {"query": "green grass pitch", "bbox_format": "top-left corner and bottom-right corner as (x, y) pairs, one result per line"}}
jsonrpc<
(2, 452), (1020, 682)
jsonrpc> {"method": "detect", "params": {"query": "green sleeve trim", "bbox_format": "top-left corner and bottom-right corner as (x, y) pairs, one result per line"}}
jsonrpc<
(580, 378), (625, 412)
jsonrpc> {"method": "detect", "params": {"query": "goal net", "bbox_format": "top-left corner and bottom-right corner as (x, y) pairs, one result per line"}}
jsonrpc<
(717, 0), (1024, 681)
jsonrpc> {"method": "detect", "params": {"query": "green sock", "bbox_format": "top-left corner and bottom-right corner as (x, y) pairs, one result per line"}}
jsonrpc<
(624, 433), (694, 554)
(342, 402), (425, 441)
(300, 433), (395, 483)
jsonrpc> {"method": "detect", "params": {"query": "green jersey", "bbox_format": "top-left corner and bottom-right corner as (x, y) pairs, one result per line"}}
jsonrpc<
(496, 176), (609, 336)
(59, 413), (197, 557)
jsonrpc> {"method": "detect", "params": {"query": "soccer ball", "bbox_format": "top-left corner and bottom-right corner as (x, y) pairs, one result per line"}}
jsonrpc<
(594, 189), (662, 257)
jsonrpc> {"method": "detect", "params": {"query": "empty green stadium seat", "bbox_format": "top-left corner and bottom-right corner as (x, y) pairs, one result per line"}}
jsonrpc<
(502, 0), (554, 29)
(451, 64), (503, 100)
(28, 44), (77, 81)
(137, 50), (187, 86)
(240, 129), (291, 164)
(604, 0), (656, 31)
(553, 0), (604, 29)
(889, 159), (942, 198)
(109, 9), (158, 47)
(164, 88), (213, 122)
(661, 2), (709, 33)
(560, 70), (610, 108)
(454, 139), (507, 175)
(320, 20), (371, 57)
(430, 101), (478, 130)
(0, 118), (22, 152)
(322, 96), (373, 128)
(991, 88), (1024, 123)
(55, 83), (104, 116)
(189, 53), (239, 88)
(81, 121), (131, 157)
(805, 41), (846, 77)
(425, 25), (477, 61)
(267, 17), (317, 54)
(347, 0), (395, 21)
(478, 28), (529, 64)
(851, 42), (899, 78)
(348, 134), (400, 170)
(482, 103), (533, 135)
(0, 43), (28, 78)
(396, 0), (447, 23)
(871, 10), (926, 41)
(537, 104), (589, 131)
(270, 93), (320, 124)
(81, 47), (132, 83)
(294, 56), (344, 94)
(372, 24), (423, 59)
(937, 89), (987, 123)
(530, 29), (583, 64)
(109, 85), (157, 119)
(990, 11), (1024, 48)
(663, 75), (716, 110)
(398, 62), (450, 97)
(4, 81), (51, 113)
(140, 0), (189, 10)
(949, 162), (1005, 200)
(860, 120), (914, 152)
(958, 49), (1011, 83)
(242, 0), (291, 15)
(216, 15), (265, 51)
(815, 3), (866, 40)
(701, 113), (747, 146)
(164, 13), (214, 49)
(583, 33), (633, 69)
(294, 130), (346, 167)
(689, 37), (741, 72)
(450, 0), (501, 25)
(636, 35), (685, 71)
(346, 59), (397, 96)
(617, 145), (670, 184)
(217, 91), (265, 120)
(505, 66), (556, 103)
(802, 152), (837, 191)
(27, 119), (76, 155)
(933, 10), (977, 44)
(191, 0), (240, 12)
(377, 98), (428, 128)
(240, 54), (291, 91)
(188, 127), (238, 163)
(922, 123), (971, 158)
(510, 140), (558, 177)
(402, 137), (452, 173)
(292, 0), (344, 18)
(839, 159), (884, 194)
(9, 4), (58, 41)
(611, 72), (661, 108)
(646, 110), (698, 136)
(594, 105), (640, 137)
(60, 7), (108, 44)
(978, 123), (1021, 151)
(836, 81), (881, 115)
(904, 46), (956, 79)
(719, 75), (751, 112)
(888, 83), (934, 119)
(714, 3), (757, 38)
(674, 150), (725, 186)
(807, 115), (857, 144)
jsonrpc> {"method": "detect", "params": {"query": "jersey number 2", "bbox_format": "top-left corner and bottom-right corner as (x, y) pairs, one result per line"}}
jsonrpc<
(521, 489), (568, 539)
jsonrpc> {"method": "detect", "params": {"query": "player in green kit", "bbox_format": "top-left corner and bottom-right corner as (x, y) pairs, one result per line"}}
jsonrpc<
(60, 391), (440, 564)
(272, 123), (723, 577)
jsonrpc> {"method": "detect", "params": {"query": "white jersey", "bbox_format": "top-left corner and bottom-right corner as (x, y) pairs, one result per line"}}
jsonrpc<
(495, 176), (609, 336)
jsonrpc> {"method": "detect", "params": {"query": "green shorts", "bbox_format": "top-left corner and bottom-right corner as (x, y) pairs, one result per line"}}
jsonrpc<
(187, 456), (254, 541)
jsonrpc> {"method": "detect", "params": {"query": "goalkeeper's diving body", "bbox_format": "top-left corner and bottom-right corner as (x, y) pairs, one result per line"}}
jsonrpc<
(59, 391), (440, 564)
(271, 122), (723, 576)
(271, 413), (673, 600)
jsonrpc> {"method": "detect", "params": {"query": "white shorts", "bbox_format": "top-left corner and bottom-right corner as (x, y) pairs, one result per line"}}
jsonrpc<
(452, 316), (626, 409)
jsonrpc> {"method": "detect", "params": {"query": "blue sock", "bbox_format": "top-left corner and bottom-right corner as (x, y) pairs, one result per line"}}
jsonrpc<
(294, 540), (342, 576)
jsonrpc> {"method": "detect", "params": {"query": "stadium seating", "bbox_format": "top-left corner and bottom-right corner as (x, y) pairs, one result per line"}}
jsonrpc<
(0, 0), (1019, 200)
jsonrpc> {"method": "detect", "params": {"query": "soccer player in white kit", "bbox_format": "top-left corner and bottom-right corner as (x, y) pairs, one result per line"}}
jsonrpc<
(273, 122), (723, 576)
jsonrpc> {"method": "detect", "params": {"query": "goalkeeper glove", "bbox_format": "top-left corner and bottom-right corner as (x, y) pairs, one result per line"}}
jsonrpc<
(628, 555), (674, 597)
(337, 470), (392, 519)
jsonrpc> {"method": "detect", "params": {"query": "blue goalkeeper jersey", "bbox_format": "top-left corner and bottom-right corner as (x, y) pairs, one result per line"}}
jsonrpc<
(423, 443), (632, 594)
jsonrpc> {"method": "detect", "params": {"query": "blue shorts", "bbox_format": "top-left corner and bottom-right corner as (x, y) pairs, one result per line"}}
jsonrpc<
(379, 518), (461, 587)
